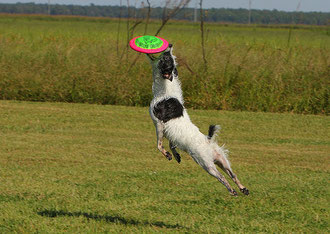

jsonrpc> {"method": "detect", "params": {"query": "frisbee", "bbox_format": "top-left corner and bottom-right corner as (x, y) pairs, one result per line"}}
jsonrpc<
(130, 35), (169, 54)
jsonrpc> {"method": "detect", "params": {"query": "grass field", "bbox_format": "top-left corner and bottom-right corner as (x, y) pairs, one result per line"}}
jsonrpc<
(0, 14), (329, 114)
(0, 100), (329, 232)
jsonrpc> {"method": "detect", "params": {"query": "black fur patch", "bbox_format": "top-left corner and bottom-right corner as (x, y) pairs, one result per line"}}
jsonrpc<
(208, 125), (217, 139)
(153, 98), (184, 123)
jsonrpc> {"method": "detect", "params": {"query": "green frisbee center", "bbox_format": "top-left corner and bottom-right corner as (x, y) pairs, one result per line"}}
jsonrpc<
(135, 36), (163, 49)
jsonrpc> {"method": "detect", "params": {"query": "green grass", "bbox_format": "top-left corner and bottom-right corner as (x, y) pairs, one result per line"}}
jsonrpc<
(0, 14), (329, 114)
(0, 100), (329, 233)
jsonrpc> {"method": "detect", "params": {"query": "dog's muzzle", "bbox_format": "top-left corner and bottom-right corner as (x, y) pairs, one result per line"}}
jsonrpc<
(163, 73), (173, 81)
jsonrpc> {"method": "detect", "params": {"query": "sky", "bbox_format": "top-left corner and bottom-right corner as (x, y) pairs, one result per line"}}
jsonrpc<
(0, 0), (329, 13)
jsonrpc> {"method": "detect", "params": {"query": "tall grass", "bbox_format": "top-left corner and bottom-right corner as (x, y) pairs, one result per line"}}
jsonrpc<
(0, 14), (329, 114)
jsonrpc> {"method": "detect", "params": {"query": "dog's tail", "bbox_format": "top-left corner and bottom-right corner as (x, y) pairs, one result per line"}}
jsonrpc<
(208, 125), (221, 142)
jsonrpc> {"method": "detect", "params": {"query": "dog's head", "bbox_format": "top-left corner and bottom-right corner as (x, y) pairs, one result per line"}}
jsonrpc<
(148, 44), (178, 82)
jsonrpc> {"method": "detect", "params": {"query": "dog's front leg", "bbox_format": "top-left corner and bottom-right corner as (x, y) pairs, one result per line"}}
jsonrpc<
(170, 142), (181, 163)
(156, 122), (172, 160)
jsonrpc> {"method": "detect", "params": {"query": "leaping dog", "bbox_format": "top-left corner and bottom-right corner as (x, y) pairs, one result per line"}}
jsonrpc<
(147, 45), (249, 196)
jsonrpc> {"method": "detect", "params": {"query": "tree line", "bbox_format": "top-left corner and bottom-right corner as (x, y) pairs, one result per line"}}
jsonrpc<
(0, 2), (329, 25)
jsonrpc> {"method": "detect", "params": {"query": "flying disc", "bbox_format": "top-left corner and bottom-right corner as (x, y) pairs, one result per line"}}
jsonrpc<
(130, 35), (169, 54)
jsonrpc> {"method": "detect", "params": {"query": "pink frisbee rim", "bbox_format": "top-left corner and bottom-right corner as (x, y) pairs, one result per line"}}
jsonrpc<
(129, 36), (169, 54)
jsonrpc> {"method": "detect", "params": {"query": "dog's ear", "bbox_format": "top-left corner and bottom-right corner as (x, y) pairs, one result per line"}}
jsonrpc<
(168, 44), (175, 57)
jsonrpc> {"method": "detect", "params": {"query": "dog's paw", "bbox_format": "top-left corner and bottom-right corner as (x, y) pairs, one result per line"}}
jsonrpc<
(240, 188), (249, 195)
(173, 153), (181, 163)
(165, 152), (172, 161)
(231, 190), (238, 196)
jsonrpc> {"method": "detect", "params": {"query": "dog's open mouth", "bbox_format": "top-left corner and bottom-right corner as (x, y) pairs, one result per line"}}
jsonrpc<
(163, 73), (173, 81)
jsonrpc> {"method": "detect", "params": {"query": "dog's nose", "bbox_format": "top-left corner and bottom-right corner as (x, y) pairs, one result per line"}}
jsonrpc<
(168, 44), (173, 48)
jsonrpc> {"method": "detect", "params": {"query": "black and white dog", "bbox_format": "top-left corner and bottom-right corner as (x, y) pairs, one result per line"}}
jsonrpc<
(147, 45), (249, 196)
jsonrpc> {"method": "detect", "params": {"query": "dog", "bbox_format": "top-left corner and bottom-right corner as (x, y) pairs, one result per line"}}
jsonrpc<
(147, 45), (249, 196)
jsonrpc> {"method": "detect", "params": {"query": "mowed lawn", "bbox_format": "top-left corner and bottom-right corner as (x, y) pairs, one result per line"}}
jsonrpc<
(0, 100), (328, 233)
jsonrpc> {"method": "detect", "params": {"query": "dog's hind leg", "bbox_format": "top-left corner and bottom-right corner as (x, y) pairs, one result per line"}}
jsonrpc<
(205, 165), (237, 196)
(156, 122), (172, 161)
(169, 142), (181, 163)
(214, 152), (249, 195)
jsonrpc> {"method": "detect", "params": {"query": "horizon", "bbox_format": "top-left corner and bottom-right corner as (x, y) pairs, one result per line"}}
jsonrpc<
(0, 0), (329, 13)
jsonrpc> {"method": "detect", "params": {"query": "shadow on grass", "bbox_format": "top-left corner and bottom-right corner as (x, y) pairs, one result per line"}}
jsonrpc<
(37, 209), (184, 230)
